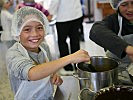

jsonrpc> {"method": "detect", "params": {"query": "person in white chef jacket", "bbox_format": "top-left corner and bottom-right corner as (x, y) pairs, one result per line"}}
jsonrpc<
(47, 0), (83, 71)
(1, 0), (16, 48)
(43, 1), (84, 100)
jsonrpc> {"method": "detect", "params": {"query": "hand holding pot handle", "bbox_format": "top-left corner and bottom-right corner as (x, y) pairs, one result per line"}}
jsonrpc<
(125, 45), (133, 62)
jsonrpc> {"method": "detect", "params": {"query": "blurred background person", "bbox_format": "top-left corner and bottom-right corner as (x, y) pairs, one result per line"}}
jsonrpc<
(16, 0), (52, 21)
(0, 0), (3, 32)
(48, 0), (83, 72)
(1, 0), (16, 48)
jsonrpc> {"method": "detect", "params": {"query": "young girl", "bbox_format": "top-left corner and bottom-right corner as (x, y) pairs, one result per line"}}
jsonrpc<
(6, 7), (90, 100)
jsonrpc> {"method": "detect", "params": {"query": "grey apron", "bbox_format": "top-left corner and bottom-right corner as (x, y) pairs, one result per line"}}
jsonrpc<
(106, 15), (133, 68)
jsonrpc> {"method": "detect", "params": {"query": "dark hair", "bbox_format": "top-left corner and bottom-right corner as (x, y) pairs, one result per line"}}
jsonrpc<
(117, 7), (123, 17)
(23, 0), (35, 3)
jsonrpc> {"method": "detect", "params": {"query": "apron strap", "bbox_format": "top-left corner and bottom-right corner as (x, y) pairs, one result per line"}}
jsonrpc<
(39, 45), (49, 62)
(118, 14), (123, 37)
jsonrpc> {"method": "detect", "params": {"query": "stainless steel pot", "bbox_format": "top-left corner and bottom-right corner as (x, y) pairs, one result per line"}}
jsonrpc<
(74, 56), (119, 92)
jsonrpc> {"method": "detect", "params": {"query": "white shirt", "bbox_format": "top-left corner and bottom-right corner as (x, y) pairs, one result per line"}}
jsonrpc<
(47, 0), (83, 22)
(1, 9), (13, 41)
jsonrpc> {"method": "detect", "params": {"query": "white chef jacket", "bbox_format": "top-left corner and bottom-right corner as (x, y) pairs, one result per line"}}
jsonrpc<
(47, 0), (83, 22)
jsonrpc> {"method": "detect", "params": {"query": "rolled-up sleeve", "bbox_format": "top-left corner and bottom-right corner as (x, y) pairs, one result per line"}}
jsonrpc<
(89, 21), (128, 58)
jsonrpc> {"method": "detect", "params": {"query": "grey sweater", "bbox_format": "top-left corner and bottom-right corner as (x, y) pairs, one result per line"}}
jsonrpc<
(90, 13), (133, 58)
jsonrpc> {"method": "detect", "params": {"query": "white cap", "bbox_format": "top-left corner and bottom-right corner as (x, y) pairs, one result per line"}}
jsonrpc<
(109, 0), (133, 10)
(11, 6), (49, 41)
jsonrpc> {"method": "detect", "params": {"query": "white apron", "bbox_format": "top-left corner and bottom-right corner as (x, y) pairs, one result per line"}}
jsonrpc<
(14, 44), (54, 100)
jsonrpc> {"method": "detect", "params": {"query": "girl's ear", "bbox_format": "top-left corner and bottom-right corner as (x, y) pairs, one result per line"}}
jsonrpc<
(13, 36), (20, 41)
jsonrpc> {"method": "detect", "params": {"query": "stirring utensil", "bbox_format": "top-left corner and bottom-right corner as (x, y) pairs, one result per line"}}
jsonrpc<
(85, 61), (97, 72)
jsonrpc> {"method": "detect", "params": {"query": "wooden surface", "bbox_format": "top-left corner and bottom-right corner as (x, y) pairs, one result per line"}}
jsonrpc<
(97, 3), (116, 18)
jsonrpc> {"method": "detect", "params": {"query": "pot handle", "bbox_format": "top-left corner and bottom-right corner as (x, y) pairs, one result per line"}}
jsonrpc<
(117, 67), (133, 85)
(79, 88), (96, 100)
(118, 66), (130, 76)
(72, 72), (90, 80)
(80, 88), (96, 94)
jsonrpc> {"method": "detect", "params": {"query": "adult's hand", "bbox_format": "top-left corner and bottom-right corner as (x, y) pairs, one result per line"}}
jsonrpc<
(125, 45), (133, 62)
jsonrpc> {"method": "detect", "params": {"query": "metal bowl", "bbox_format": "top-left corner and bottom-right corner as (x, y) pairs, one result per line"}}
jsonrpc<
(94, 85), (133, 100)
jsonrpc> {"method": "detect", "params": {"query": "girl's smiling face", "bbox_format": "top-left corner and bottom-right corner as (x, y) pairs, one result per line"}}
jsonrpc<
(20, 21), (45, 53)
(119, 1), (133, 22)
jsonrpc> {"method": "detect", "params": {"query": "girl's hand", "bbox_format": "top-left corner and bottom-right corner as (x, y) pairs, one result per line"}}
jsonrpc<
(70, 49), (90, 64)
(50, 74), (63, 86)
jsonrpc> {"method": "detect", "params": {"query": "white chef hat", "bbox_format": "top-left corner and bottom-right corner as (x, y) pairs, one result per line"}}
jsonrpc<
(109, 0), (133, 10)
(11, 6), (49, 41)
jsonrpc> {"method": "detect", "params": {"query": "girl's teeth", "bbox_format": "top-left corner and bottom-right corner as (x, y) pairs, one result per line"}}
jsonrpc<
(31, 40), (38, 42)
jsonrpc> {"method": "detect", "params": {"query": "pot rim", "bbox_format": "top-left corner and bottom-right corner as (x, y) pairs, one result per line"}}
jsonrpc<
(76, 56), (119, 73)
(76, 64), (118, 73)
(76, 65), (118, 73)
(90, 56), (120, 64)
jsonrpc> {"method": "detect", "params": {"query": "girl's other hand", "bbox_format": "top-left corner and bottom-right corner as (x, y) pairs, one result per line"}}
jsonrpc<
(51, 74), (63, 86)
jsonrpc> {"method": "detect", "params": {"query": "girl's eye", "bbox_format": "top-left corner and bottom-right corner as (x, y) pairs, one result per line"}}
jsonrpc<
(37, 26), (43, 30)
(22, 28), (31, 32)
